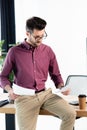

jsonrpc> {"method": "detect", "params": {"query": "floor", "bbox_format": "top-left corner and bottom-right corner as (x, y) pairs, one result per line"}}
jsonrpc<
(0, 114), (87, 130)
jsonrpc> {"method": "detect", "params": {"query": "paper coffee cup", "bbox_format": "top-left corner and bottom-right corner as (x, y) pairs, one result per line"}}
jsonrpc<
(78, 94), (86, 109)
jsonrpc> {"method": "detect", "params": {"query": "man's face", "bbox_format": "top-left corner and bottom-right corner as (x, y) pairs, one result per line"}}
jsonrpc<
(26, 29), (46, 47)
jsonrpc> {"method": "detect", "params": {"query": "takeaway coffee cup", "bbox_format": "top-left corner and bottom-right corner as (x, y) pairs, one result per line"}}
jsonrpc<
(78, 94), (86, 109)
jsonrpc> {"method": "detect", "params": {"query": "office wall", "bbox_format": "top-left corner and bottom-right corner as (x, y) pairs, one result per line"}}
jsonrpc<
(15, 0), (87, 85)
(0, 1), (87, 130)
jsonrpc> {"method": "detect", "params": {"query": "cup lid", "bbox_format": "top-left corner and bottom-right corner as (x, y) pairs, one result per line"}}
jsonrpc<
(78, 94), (86, 98)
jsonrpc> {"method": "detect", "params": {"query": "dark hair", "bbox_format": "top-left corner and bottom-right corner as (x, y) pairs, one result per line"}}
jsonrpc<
(26, 16), (47, 32)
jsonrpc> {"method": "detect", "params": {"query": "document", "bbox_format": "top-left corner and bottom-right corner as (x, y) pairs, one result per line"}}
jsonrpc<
(12, 83), (35, 95)
(52, 86), (79, 104)
(52, 85), (70, 94)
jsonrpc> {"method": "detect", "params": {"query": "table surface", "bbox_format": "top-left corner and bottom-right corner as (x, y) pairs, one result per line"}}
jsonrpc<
(0, 93), (87, 117)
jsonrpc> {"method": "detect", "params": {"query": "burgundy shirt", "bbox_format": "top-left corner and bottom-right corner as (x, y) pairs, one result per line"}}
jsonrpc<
(0, 41), (64, 91)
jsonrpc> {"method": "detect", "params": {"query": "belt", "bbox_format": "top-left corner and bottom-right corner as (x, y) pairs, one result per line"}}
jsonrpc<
(35, 88), (45, 93)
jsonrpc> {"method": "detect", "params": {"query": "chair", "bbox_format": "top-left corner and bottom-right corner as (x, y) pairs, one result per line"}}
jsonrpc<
(65, 75), (87, 96)
(65, 75), (87, 130)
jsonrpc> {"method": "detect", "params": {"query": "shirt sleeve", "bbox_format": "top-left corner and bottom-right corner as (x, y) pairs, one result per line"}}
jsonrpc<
(0, 47), (15, 89)
(48, 47), (64, 87)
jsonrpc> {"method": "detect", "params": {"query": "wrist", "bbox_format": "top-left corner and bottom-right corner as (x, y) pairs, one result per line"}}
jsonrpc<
(59, 86), (64, 89)
(57, 83), (64, 89)
(8, 89), (13, 93)
(4, 85), (12, 93)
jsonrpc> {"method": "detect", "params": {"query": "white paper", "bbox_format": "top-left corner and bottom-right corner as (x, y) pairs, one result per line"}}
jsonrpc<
(52, 86), (79, 104)
(12, 83), (35, 95)
(52, 85), (70, 94)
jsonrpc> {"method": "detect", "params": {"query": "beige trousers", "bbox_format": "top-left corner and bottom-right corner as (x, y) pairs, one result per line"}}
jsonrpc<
(15, 88), (76, 130)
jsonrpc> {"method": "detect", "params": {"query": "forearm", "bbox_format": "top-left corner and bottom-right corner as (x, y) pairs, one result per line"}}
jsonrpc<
(4, 84), (12, 93)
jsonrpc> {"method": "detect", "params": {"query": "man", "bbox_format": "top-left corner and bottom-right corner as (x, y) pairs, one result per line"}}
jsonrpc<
(0, 16), (76, 130)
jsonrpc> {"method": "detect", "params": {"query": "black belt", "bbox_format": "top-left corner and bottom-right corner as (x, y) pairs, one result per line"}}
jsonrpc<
(35, 88), (45, 93)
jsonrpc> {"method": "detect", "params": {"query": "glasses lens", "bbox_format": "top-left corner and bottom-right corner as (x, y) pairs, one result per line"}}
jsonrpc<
(31, 32), (47, 40)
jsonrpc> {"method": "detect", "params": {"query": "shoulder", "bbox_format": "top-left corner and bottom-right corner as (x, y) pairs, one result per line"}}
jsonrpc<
(8, 43), (24, 52)
(40, 43), (55, 58)
(41, 43), (53, 52)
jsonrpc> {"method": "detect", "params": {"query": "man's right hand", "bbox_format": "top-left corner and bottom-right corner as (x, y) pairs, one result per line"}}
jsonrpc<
(8, 89), (19, 100)
(4, 85), (19, 101)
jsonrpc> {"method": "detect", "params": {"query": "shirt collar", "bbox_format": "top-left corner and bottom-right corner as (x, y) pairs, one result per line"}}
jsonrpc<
(22, 38), (34, 50)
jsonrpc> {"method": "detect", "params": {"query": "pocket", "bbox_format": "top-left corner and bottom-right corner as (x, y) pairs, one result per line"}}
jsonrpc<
(14, 95), (23, 102)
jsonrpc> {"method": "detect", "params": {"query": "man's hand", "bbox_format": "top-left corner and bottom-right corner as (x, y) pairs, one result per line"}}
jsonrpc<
(8, 89), (19, 100)
(4, 85), (19, 101)
(61, 88), (71, 95)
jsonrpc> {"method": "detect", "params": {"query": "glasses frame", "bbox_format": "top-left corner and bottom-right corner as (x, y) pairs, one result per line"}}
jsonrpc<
(30, 31), (48, 41)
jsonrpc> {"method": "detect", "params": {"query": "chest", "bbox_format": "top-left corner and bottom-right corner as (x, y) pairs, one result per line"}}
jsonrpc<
(14, 49), (50, 70)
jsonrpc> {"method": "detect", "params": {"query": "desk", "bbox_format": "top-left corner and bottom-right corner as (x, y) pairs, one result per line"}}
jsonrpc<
(0, 93), (87, 130)
(0, 102), (87, 117)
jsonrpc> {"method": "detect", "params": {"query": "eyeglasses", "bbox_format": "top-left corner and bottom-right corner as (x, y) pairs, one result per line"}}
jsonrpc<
(31, 31), (47, 41)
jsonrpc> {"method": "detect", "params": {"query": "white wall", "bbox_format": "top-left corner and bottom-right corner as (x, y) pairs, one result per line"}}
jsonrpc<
(15, 0), (87, 84)
(1, 1), (87, 129)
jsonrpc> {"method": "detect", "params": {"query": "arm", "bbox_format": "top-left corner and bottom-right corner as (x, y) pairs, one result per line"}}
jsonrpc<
(49, 49), (70, 95)
(0, 48), (14, 89)
(0, 48), (19, 100)
(49, 49), (64, 88)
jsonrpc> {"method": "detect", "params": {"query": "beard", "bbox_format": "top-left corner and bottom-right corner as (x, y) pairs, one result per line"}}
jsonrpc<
(31, 40), (41, 47)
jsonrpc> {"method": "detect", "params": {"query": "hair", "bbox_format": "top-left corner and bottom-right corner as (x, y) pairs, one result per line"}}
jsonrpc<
(26, 16), (47, 32)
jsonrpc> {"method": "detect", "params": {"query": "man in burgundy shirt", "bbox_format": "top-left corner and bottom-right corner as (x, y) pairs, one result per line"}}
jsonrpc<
(0, 16), (76, 130)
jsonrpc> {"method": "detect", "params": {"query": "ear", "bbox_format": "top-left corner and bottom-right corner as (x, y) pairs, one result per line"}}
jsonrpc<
(26, 31), (30, 36)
